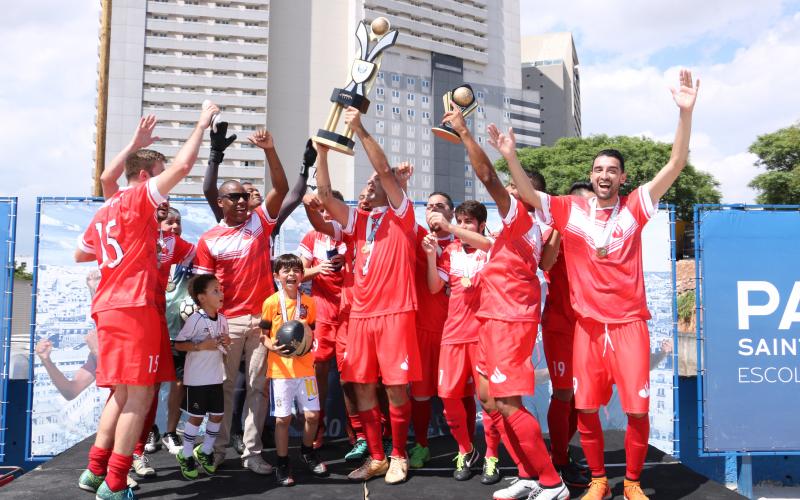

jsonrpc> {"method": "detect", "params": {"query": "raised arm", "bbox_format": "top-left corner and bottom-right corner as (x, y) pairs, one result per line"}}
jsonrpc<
(314, 145), (351, 227)
(101, 115), (159, 199)
(444, 106), (512, 217)
(487, 123), (544, 212)
(428, 212), (492, 252)
(203, 121), (237, 222)
(272, 139), (318, 235)
(154, 103), (218, 197)
(248, 129), (289, 219)
(645, 69), (700, 204)
(539, 229), (560, 272)
(344, 107), (405, 210)
(302, 193), (337, 238)
(35, 339), (95, 401)
(421, 233), (446, 294)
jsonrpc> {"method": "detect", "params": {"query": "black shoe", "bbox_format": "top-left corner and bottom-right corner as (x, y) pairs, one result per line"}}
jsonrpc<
(453, 447), (480, 481)
(556, 459), (590, 488)
(301, 449), (328, 477)
(481, 456), (501, 485)
(275, 462), (295, 487)
(230, 433), (245, 455)
(144, 424), (161, 453)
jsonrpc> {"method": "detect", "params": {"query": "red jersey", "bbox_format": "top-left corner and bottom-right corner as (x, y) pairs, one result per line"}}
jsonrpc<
(298, 226), (347, 324)
(343, 196), (417, 318)
(338, 211), (365, 317)
(539, 186), (656, 323)
(477, 195), (544, 323)
(79, 179), (166, 314)
(156, 234), (196, 310)
(194, 205), (276, 318)
(541, 247), (574, 332)
(438, 240), (490, 344)
(414, 225), (452, 333)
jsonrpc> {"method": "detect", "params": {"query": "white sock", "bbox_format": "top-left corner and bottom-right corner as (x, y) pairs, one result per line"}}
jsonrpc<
(183, 422), (199, 457)
(202, 420), (221, 455)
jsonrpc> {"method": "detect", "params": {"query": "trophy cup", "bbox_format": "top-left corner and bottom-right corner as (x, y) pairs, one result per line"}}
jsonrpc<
(312, 17), (399, 156)
(431, 84), (479, 143)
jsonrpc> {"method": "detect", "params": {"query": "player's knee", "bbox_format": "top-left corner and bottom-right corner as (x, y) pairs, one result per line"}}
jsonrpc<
(208, 414), (224, 424)
(304, 411), (320, 424)
(552, 388), (573, 402)
(275, 416), (292, 427)
(412, 396), (430, 402)
(494, 397), (522, 417)
(384, 385), (408, 406)
(627, 412), (647, 419)
(188, 416), (204, 426)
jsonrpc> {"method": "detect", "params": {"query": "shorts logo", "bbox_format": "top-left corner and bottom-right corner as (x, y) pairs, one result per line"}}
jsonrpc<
(638, 382), (650, 398)
(490, 367), (507, 384)
(573, 377), (579, 394)
(400, 356), (409, 371)
(275, 397), (283, 408)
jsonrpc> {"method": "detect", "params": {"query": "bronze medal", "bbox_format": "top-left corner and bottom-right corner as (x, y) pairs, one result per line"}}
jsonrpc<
(361, 244), (371, 254)
(166, 280), (176, 293)
(460, 276), (472, 288)
(596, 247), (608, 259)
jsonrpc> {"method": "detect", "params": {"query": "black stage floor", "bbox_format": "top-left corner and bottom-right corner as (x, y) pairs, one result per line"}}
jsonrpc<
(1, 431), (743, 499)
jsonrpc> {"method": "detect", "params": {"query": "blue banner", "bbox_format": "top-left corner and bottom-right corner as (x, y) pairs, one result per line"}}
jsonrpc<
(0, 198), (17, 462)
(698, 207), (800, 453)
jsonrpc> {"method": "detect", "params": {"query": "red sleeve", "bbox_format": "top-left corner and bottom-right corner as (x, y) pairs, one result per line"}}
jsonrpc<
(122, 179), (167, 227)
(540, 193), (572, 233)
(499, 196), (533, 240)
(628, 186), (657, 225)
(393, 194), (416, 233)
(79, 223), (97, 256)
(173, 237), (196, 266)
(298, 231), (315, 261)
(194, 237), (215, 275)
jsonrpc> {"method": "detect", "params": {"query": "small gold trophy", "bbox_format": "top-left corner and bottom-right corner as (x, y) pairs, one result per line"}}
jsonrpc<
(431, 84), (479, 143)
(312, 17), (398, 156)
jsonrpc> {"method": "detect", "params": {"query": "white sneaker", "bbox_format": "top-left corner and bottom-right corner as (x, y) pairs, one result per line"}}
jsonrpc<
(132, 453), (155, 478)
(160, 432), (183, 455)
(494, 478), (540, 500)
(243, 455), (273, 475)
(527, 482), (570, 500)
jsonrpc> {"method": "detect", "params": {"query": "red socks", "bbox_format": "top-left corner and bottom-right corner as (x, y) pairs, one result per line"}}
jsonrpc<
(133, 391), (159, 456)
(442, 398), (472, 453)
(483, 410), (501, 458)
(463, 395), (477, 439)
(625, 414), (650, 481)
(410, 398), (432, 447)
(547, 396), (573, 466)
(358, 407), (385, 461)
(489, 409), (536, 479)
(389, 399), (412, 458)
(105, 453), (133, 492)
(578, 411), (606, 478)
(381, 407), (392, 439)
(348, 410), (366, 441)
(503, 408), (561, 487)
(87, 445), (112, 476)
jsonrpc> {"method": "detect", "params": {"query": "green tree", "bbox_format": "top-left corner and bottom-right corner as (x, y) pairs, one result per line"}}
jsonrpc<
(493, 135), (721, 220)
(14, 261), (32, 281)
(747, 124), (800, 204)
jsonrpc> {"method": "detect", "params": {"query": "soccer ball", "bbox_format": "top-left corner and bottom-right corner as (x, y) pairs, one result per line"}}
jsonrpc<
(178, 296), (199, 321)
(275, 320), (312, 357)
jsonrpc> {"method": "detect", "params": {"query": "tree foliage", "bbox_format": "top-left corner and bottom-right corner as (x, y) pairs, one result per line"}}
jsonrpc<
(747, 124), (800, 204)
(493, 135), (721, 220)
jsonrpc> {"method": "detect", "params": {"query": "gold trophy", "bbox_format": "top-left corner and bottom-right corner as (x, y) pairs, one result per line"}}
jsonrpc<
(312, 17), (398, 156)
(431, 84), (479, 143)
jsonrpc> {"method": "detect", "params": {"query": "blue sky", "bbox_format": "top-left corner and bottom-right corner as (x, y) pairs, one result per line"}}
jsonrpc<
(2, 1), (799, 255)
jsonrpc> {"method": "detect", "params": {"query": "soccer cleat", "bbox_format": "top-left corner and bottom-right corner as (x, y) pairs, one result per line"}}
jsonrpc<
(527, 482), (570, 500)
(623, 479), (650, 500)
(482, 456), (502, 485)
(126, 475), (138, 490)
(160, 432), (182, 455)
(242, 454), (273, 475)
(453, 447), (481, 481)
(385, 456), (408, 484)
(193, 445), (216, 475)
(493, 478), (540, 500)
(345, 438), (369, 462)
(131, 454), (155, 478)
(176, 450), (199, 480)
(144, 425), (161, 454)
(556, 460), (590, 488)
(230, 432), (245, 455)
(94, 481), (137, 500)
(275, 462), (295, 487)
(78, 469), (104, 493)
(301, 449), (328, 477)
(347, 457), (389, 481)
(408, 443), (430, 469)
(581, 477), (611, 500)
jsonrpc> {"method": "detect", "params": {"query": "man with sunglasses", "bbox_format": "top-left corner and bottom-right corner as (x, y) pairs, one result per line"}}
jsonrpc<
(194, 128), (289, 474)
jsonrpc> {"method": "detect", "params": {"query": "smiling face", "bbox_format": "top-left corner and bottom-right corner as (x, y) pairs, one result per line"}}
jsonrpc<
(274, 264), (303, 296)
(358, 186), (372, 211)
(218, 181), (250, 225)
(366, 173), (388, 207)
(241, 182), (263, 209)
(160, 211), (182, 236)
(590, 154), (627, 202)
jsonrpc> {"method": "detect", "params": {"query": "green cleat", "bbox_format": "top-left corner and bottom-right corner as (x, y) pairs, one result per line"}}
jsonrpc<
(95, 481), (137, 499)
(176, 450), (199, 480)
(345, 438), (369, 462)
(193, 445), (216, 475)
(408, 443), (430, 469)
(78, 469), (105, 493)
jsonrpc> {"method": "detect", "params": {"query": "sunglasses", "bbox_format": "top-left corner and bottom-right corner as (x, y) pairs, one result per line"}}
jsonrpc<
(222, 192), (251, 202)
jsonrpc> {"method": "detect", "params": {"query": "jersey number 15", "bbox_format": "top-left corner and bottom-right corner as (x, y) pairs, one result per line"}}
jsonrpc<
(95, 220), (124, 268)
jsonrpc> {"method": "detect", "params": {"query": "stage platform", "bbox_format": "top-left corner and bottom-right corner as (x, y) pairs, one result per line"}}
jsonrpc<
(1, 431), (743, 499)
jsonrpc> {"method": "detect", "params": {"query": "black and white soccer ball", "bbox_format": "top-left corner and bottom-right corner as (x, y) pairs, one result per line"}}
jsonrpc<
(179, 296), (199, 322)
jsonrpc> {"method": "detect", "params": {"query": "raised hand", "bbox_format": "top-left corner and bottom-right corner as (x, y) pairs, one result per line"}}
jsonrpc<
(394, 161), (414, 183)
(303, 193), (323, 211)
(35, 339), (53, 361)
(421, 232), (439, 256)
(344, 106), (363, 132)
(132, 115), (159, 149)
(487, 123), (517, 158)
(303, 138), (318, 167)
(198, 101), (220, 129)
(443, 104), (468, 135)
(670, 69), (700, 112)
(210, 121), (236, 153)
(248, 129), (274, 150)
(427, 212), (451, 233)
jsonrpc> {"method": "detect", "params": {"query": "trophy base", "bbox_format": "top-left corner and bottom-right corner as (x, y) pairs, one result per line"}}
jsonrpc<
(312, 130), (355, 156)
(431, 126), (462, 144)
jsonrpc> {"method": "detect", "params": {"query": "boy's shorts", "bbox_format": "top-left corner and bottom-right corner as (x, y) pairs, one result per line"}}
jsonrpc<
(270, 376), (320, 418)
(182, 383), (224, 417)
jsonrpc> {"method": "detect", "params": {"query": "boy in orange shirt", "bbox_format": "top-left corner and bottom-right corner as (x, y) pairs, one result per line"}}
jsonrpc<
(260, 254), (327, 486)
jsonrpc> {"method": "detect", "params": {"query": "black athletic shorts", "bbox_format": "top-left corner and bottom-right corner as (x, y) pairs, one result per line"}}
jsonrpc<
(171, 345), (186, 381)
(182, 384), (224, 417)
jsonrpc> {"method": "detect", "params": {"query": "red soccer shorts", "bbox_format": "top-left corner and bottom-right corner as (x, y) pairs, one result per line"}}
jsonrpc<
(437, 342), (479, 399)
(542, 324), (576, 391)
(313, 321), (338, 363)
(410, 327), (443, 398)
(335, 314), (349, 373)
(573, 318), (651, 414)
(342, 311), (421, 386)
(94, 307), (175, 388)
(478, 318), (537, 398)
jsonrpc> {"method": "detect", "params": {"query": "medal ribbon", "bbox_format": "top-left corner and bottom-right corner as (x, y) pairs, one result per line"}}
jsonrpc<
(589, 197), (621, 252)
(278, 284), (302, 323)
(361, 209), (388, 276)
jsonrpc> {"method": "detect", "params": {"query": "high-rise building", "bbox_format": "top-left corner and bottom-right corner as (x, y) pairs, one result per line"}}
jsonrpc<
(521, 32), (581, 146)
(100, 0), (541, 202)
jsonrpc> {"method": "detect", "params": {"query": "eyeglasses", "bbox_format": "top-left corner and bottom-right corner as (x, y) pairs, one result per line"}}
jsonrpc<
(426, 202), (449, 210)
(222, 192), (251, 202)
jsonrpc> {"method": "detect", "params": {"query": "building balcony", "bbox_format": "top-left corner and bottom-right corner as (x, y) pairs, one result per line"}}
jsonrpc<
(143, 90), (266, 108)
(144, 53), (268, 73)
(147, 3), (270, 23)
(144, 71), (267, 90)
(141, 107), (266, 126)
(145, 18), (268, 39)
(145, 35), (268, 57)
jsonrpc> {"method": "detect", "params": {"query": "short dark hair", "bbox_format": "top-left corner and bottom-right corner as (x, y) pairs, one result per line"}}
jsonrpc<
(125, 149), (166, 181)
(569, 181), (594, 195)
(428, 191), (454, 210)
(526, 170), (546, 192)
(188, 274), (218, 306)
(166, 207), (181, 219)
(332, 190), (345, 202)
(274, 253), (304, 274)
(454, 200), (487, 224)
(594, 149), (626, 172)
(240, 181), (253, 188)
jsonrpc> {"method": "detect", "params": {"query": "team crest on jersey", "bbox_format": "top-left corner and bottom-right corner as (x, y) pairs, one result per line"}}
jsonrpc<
(298, 304), (309, 319)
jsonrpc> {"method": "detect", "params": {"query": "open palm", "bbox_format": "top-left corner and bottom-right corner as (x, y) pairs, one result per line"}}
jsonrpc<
(487, 123), (516, 157)
(671, 69), (700, 111)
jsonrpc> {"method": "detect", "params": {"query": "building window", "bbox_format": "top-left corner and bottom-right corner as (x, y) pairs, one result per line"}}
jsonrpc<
(407, 77), (416, 86)
(422, 111), (431, 121)
(392, 106), (401, 116)
(407, 109), (415, 121)
(406, 125), (416, 138)
(391, 139), (400, 153)
(391, 74), (401, 83)
(406, 142), (416, 155)
(377, 71), (384, 80)
(476, 90), (485, 99)
(391, 123), (400, 136)
(421, 95), (429, 104)
(376, 120), (385, 134)
(465, 179), (474, 188)
(376, 87), (385, 96)
(422, 80), (430, 88)
(391, 89), (400, 98)
(377, 136), (385, 146)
